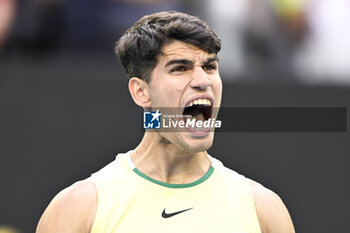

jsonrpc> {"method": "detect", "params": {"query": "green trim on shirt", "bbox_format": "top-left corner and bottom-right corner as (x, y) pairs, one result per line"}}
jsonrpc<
(133, 166), (214, 188)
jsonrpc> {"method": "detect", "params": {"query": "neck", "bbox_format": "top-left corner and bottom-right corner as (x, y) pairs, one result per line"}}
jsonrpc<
(131, 132), (211, 184)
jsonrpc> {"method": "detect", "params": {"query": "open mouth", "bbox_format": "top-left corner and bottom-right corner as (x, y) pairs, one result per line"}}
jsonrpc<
(183, 98), (213, 122)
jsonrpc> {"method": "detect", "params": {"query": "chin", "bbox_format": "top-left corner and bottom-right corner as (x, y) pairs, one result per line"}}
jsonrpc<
(182, 144), (212, 153)
(159, 131), (215, 153)
(177, 133), (214, 153)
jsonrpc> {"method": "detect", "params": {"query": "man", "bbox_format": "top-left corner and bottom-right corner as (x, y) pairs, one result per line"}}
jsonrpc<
(36, 11), (295, 233)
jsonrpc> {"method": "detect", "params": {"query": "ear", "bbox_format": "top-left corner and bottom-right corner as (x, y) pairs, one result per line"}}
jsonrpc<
(128, 77), (151, 108)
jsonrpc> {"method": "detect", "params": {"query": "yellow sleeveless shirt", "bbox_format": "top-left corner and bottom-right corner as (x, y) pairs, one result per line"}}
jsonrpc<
(90, 151), (261, 233)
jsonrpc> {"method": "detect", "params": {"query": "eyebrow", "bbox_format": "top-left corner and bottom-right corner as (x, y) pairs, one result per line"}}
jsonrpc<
(203, 56), (219, 66)
(164, 56), (218, 68)
(164, 59), (193, 67)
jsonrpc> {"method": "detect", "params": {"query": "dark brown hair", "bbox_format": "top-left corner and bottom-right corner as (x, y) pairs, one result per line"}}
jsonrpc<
(115, 11), (221, 82)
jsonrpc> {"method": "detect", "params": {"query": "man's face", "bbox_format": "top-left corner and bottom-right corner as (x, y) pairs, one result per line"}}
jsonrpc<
(147, 40), (222, 153)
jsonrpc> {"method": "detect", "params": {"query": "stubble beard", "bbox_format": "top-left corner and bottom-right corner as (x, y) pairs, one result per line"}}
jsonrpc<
(159, 131), (214, 153)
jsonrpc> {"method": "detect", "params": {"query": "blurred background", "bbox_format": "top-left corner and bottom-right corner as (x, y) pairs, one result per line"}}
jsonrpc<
(0, 0), (349, 232)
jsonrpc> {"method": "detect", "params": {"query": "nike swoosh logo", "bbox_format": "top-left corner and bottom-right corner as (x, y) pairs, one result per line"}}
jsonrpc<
(161, 207), (193, 218)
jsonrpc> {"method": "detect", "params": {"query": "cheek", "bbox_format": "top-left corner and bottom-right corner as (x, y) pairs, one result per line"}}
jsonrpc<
(166, 79), (186, 97)
(176, 87), (183, 93)
(174, 76), (192, 94)
(211, 76), (222, 91)
(212, 77), (223, 103)
(150, 88), (175, 106)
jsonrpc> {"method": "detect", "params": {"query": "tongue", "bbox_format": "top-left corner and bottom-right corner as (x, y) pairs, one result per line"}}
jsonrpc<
(186, 108), (205, 121)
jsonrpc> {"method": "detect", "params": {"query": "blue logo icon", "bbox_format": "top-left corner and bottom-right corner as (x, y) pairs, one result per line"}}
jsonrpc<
(143, 110), (161, 129)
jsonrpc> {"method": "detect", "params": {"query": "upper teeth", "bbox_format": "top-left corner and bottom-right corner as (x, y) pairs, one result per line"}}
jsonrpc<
(186, 98), (212, 107)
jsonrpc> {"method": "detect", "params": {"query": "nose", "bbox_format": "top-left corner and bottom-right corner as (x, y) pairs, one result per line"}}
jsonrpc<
(189, 66), (211, 90)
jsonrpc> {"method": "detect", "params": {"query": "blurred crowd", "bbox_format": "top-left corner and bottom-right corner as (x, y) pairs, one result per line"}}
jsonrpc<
(1, 0), (350, 84)
(203, 0), (350, 84)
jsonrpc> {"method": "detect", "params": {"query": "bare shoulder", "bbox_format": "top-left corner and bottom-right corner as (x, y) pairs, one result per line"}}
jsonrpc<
(247, 178), (295, 233)
(36, 178), (97, 233)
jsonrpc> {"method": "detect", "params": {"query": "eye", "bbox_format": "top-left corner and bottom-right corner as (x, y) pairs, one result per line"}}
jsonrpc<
(171, 66), (188, 73)
(203, 64), (217, 71)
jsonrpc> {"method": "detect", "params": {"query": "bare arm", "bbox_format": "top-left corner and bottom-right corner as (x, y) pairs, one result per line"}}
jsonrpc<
(248, 179), (295, 233)
(36, 179), (97, 233)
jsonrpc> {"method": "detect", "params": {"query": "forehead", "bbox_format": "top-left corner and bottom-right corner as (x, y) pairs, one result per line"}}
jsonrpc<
(159, 41), (215, 63)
